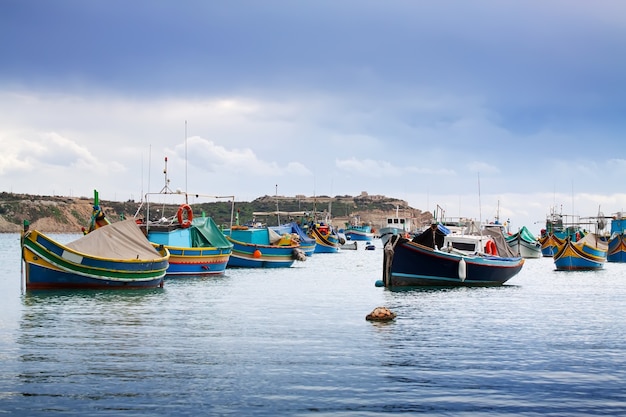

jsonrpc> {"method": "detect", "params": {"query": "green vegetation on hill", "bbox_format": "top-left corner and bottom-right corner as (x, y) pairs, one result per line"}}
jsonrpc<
(0, 191), (431, 233)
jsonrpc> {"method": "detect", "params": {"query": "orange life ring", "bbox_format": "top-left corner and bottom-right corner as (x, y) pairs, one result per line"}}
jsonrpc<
(177, 204), (193, 228)
(485, 240), (497, 255)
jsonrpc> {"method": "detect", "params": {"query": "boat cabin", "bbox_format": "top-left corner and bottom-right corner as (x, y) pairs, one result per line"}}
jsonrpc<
(440, 234), (498, 256)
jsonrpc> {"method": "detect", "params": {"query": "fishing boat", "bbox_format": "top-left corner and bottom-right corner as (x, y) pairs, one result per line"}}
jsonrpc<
(139, 213), (233, 276)
(224, 225), (306, 268)
(553, 208), (610, 270)
(21, 192), (169, 289)
(382, 222), (524, 287)
(344, 216), (374, 241)
(553, 232), (607, 270)
(538, 208), (581, 257)
(378, 206), (413, 247)
(309, 222), (342, 253)
(134, 157), (233, 277)
(608, 213), (626, 263)
(506, 226), (542, 258)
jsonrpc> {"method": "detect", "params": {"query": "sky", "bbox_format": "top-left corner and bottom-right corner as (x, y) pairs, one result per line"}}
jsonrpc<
(1, 1), (626, 234)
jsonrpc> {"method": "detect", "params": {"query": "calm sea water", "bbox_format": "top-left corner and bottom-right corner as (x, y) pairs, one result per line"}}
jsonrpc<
(1, 232), (626, 416)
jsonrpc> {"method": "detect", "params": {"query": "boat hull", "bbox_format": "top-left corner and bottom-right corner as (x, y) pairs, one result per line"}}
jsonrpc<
(553, 235), (607, 271)
(383, 236), (524, 287)
(507, 239), (542, 259)
(22, 230), (169, 290)
(224, 228), (301, 268)
(539, 234), (563, 257)
(608, 235), (626, 263)
(309, 228), (340, 253)
(162, 246), (231, 276)
(345, 225), (374, 241)
(226, 238), (298, 268)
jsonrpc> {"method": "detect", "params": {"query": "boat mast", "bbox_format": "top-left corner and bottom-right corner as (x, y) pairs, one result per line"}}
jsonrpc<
(185, 120), (188, 205)
(275, 184), (280, 225)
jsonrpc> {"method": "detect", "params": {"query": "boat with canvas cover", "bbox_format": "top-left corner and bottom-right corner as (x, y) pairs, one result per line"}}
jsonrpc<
(21, 215), (169, 290)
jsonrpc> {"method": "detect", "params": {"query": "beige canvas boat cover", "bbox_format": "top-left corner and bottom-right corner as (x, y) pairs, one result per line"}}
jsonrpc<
(66, 219), (164, 260)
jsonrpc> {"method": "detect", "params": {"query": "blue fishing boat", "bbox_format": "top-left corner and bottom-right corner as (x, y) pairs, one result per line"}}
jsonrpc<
(553, 233), (607, 270)
(141, 213), (233, 276)
(538, 208), (583, 257)
(224, 226), (306, 268)
(344, 216), (374, 241)
(608, 213), (626, 263)
(382, 224), (524, 287)
(309, 222), (341, 253)
(135, 158), (234, 277)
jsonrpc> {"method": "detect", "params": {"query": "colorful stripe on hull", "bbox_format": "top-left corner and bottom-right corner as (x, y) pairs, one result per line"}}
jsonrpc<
(226, 238), (298, 268)
(160, 246), (231, 276)
(309, 228), (339, 253)
(344, 225), (374, 241)
(539, 234), (563, 257)
(553, 235), (607, 271)
(607, 235), (626, 263)
(22, 231), (168, 289)
(384, 237), (524, 287)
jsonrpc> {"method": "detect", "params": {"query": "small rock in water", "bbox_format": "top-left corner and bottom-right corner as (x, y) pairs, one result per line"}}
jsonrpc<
(366, 306), (397, 322)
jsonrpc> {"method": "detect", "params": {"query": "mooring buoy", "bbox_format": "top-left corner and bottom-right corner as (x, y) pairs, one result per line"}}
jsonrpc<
(366, 306), (397, 321)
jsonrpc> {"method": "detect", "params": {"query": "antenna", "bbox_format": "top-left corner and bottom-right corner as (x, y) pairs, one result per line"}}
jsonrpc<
(477, 172), (482, 225)
(159, 157), (174, 193)
(185, 120), (188, 204)
(275, 184), (280, 225)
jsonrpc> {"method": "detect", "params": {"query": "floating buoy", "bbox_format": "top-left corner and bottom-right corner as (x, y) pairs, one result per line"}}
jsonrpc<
(253, 249), (262, 258)
(374, 280), (384, 287)
(366, 306), (397, 322)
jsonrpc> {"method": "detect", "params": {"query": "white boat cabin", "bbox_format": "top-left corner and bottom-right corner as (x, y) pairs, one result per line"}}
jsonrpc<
(439, 234), (498, 256)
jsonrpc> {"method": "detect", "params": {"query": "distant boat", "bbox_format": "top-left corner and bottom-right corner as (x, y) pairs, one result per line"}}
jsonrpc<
(506, 226), (542, 258)
(608, 213), (626, 263)
(553, 233), (607, 270)
(365, 243), (376, 250)
(340, 241), (358, 250)
(21, 191), (169, 290)
(379, 206), (413, 247)
(382, 223), (524, 287)
(224, 226), (306, 268)
(538, 208), (582, 257)
(344, 216), (374, 241)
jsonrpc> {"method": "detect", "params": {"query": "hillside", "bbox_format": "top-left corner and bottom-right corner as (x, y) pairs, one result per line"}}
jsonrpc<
(0, 191), (433, 233)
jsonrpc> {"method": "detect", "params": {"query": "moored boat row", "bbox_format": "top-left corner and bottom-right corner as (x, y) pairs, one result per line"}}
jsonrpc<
(21, 189), (626, 292)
